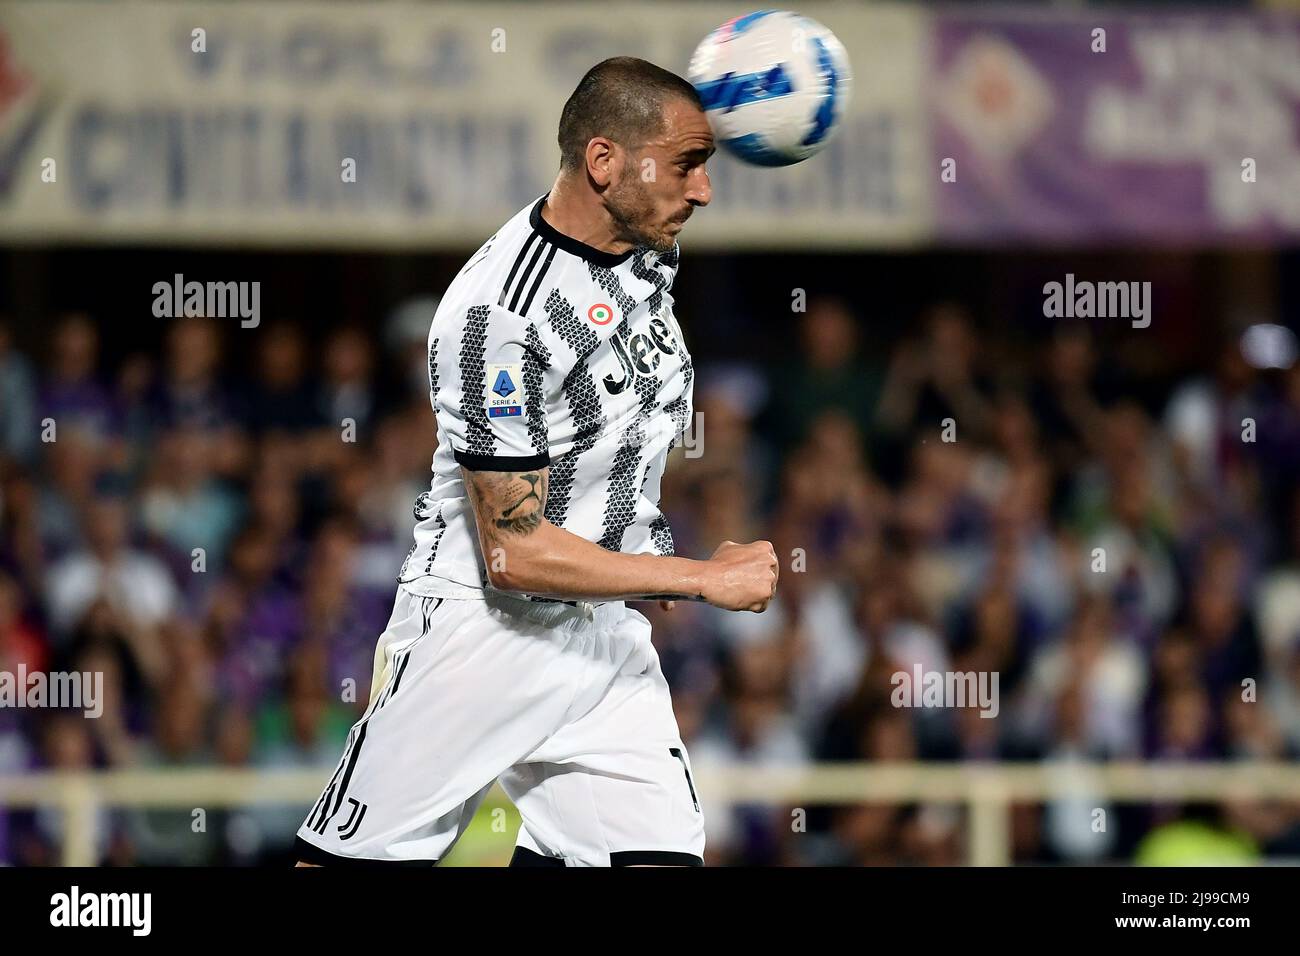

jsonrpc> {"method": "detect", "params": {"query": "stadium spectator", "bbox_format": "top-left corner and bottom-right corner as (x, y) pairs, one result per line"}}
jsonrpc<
(2, 291), (1298, 865)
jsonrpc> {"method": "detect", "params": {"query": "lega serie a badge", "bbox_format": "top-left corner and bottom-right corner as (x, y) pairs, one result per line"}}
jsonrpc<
(486, 363), (524, 419)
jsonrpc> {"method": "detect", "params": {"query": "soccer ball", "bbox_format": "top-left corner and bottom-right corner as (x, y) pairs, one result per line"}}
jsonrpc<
(688, 10), (852, 167)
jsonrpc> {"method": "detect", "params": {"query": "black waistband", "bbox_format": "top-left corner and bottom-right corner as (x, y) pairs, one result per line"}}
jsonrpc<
(526, 595), (580, 607)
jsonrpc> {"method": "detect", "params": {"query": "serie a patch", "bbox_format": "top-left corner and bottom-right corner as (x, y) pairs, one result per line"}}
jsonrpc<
(486, 362), (524, 419)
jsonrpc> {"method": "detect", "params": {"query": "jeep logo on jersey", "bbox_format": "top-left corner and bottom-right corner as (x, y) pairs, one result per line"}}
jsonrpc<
(486, 363), (524, 418)
(603, 317), (679, 395)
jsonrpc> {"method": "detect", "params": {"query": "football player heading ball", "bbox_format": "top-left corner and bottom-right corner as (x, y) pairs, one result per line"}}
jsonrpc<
(295, 23), (847, 866)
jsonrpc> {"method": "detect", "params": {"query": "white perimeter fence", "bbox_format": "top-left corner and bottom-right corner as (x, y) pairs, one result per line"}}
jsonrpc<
(3, 762), (1299, 866)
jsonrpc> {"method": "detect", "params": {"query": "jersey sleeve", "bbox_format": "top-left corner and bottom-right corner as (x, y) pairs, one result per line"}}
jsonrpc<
(433, 302), (555, 471)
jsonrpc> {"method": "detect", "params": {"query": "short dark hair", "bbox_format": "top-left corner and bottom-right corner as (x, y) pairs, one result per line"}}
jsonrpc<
(557, 57), (703, 171)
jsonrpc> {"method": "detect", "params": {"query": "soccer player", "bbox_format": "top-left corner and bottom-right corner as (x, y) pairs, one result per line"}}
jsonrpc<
(295, 57), (778, 867)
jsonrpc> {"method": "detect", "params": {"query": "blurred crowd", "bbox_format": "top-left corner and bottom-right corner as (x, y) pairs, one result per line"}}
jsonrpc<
(1, 294), (1299, 866)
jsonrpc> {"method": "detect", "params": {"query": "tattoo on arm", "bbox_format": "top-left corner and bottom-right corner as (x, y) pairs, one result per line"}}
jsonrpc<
(465, 468), (549, 538)
(496, 471), (545, 534)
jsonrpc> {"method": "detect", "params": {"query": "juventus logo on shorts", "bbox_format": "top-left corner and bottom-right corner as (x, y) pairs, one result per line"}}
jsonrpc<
(336, 797), (368, 841)
(669, 747), (700, 813)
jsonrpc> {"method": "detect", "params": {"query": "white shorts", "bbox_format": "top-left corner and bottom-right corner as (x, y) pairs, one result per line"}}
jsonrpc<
(294, 585), (705, 866)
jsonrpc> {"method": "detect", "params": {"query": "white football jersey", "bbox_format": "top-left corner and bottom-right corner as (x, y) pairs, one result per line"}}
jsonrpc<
(397, 194), (695, 602)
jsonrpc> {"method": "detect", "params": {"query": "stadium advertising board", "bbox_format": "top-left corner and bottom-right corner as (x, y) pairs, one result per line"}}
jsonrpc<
(931, 10), (1300, 242)
(0, 1), (928, 248)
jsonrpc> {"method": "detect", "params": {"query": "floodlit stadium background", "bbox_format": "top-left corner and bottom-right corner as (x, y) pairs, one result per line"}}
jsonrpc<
(2, 0), (1300, 866)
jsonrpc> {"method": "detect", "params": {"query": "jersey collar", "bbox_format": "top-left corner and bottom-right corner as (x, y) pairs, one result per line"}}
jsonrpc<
(530, 194), (637, 268)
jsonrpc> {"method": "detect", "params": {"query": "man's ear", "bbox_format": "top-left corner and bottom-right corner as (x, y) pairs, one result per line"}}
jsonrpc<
(585, 137), (618, 187)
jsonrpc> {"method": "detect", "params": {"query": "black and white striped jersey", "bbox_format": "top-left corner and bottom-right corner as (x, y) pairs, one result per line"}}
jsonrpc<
(397, 193), (695, 599)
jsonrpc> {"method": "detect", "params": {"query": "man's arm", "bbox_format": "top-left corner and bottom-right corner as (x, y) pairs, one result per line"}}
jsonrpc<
(462, 466), (777, 611)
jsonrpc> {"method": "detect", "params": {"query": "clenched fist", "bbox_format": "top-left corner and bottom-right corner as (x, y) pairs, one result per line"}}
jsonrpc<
(701, 539), (779, 612)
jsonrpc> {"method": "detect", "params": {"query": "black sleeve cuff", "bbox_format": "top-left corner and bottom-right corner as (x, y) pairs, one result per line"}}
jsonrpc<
(453, 449), (550, 471)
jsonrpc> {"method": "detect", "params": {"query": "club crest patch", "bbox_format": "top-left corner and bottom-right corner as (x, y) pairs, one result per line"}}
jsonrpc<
(486, 363), (524, 419)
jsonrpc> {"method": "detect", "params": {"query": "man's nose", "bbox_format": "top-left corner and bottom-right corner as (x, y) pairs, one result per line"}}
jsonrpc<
(686, 168), (712, 207)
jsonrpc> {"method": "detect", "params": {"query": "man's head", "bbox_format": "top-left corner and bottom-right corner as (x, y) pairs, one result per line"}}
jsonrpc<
(557, 57), (714, 253)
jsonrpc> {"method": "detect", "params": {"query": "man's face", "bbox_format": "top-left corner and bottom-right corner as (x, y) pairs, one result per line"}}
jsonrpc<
(605, 97), (714, 254)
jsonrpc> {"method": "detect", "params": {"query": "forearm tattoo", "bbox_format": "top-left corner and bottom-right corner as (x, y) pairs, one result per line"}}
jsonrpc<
(470, 470), (548, 537)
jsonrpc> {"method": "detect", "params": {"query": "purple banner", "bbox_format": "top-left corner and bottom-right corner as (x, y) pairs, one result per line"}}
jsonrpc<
(932, 11), (1300, 243)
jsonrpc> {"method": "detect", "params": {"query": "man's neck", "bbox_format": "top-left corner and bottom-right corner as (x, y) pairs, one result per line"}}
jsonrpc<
(541, 176), (636, 257)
